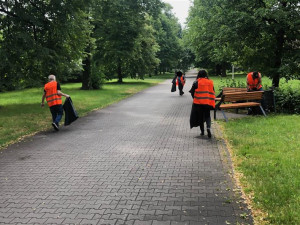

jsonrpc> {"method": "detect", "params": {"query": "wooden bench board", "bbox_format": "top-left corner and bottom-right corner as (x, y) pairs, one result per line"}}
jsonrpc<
(216, 87), (247, 102)
(220, 102), (260, 109)
(223, 91), (264, 102)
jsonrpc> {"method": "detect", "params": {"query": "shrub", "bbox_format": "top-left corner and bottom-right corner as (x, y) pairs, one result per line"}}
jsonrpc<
(274, 87), (300, 114)
(219, 78), (247, 92)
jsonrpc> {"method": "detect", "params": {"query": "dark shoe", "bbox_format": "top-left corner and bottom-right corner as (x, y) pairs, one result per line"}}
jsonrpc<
(52, 122), (59, 131)
(200, 129), (204, 136)
(207, 128), (211, 138)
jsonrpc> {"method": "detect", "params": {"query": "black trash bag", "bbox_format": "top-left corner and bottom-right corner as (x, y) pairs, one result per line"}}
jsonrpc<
(63, 97), (79, 126)
(171, 78), (176, 92)
(171, 82), (176, 92)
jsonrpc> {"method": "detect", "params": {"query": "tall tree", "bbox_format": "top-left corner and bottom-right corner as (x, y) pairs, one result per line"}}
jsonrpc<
(92, 0), (162, 83)
(186, 0), (300, 86)
(153, 3), (182, 74)
(186, 0), (233, 76)
(226, 0), (300, 87)
(0, 0), (92, 91)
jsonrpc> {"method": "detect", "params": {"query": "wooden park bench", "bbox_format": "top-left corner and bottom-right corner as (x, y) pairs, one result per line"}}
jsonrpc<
(214, 91), (266, 122)
(215, 87), (248, 102)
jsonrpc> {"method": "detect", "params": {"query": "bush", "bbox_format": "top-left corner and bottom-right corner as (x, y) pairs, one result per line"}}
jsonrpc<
(219, 78), (247, 91)
(274, 87), (300, 114)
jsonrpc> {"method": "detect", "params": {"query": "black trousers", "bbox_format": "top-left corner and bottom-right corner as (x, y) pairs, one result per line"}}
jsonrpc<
(178, 83), (184, 95)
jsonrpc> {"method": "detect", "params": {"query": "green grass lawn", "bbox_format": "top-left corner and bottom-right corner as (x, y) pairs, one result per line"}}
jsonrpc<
(0, 74), (174, 148)
(222, 115), (300, 225)
(210, 72), (300, 224)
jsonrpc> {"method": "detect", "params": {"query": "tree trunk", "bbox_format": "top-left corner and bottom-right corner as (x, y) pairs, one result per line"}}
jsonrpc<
(117, 59), (123, 83)
(82, 54), (91, 90)
(221, 63), (227, 77)
(272, 28), (285, 88)
(272, 2), (286, 88)
(215, 64), (222, 76)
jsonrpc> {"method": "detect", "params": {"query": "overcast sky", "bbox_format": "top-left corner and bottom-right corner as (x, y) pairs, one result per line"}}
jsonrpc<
(163, 0), (192, 28)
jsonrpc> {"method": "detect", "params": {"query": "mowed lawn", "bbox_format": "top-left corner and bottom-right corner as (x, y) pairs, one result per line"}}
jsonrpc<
(222, 115), (300, 225)
(0, 74), (173, 148)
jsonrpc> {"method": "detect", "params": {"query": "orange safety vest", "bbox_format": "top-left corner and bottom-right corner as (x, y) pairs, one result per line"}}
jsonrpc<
(176, 76), (185, 86)
(247, 72), (262, 90)
(44, 81), (62, 107)
(193, 78), (215, 108)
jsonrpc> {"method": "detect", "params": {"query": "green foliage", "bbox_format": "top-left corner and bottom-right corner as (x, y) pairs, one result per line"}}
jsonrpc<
(219, 78), (247, 92)
(0, 0), (191, 89)
(153, 3), (183, 74)
(186, 0), (300, 86)
(92, 0), (162, 82)
(0, 0), (92, 91)
(274, 87), (300, 114)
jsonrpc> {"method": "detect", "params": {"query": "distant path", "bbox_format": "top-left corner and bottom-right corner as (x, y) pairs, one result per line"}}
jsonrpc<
(0, 70), (252, 225)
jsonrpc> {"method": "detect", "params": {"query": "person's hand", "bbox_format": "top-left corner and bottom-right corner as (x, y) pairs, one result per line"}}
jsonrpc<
(66, 94), (70, 98)
(41, 102), (44, 108)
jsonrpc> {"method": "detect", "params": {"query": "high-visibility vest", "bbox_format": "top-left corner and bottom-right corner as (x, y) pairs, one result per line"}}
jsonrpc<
(44, 81), (62, 107)
(193, 78), (215, 108)
(247, 72), (262, 90)
(176, 76), (185, 86)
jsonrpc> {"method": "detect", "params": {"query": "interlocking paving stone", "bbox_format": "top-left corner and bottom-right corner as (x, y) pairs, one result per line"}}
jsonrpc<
(0, 70), (252, 224)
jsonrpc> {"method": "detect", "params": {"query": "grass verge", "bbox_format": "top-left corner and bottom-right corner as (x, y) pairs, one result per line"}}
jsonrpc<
(0, 74), (174, 149)
(221, 115), (300, 225)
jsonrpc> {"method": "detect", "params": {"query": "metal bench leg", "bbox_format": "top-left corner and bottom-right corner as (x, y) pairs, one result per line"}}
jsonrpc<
(214, 109), (217, 120)
(220, 109), (228, 122)
(259, 106), (267, 117)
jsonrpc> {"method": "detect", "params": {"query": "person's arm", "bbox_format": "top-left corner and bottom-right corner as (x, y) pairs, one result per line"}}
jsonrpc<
(57, 90), (69, 98)
(189, 81), (197, 98)
(56, 83), (69, 98)
(41, 91), (46, 107)
(256, 75), (262, 89)
(247, 78), (250, 90)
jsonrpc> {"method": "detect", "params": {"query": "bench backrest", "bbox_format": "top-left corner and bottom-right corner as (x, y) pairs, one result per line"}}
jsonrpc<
(222, 87), (247, 94)
(223, 91), (264, 102)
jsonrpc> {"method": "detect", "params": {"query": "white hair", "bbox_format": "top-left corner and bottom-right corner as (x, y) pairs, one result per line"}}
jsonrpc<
(48, 74), (56, 81)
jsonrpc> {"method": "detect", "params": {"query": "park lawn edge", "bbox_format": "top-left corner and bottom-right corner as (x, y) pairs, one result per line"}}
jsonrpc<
(216, 121), (270, 225)
(0, 79), (166, 151)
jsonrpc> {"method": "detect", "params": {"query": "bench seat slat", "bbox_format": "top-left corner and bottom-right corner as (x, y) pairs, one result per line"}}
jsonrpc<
(224, 91), (264, 102)
(220, 102), (260, 109)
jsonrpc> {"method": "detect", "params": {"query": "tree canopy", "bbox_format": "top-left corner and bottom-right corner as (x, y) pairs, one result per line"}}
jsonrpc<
(0, 0), (190, 91)
(0, 0), (91, 90)
(185, 0), (300, 87)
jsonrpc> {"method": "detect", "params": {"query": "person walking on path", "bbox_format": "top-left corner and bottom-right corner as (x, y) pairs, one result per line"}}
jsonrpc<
(247, 71), (263, 91)
(41, 74), (69, 131)
(175, 71), (185, 96)
(189, 69), (215, 138)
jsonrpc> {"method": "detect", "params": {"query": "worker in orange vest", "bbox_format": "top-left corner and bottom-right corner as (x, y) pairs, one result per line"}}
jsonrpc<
(176, 71), (185, 96)
(41, 75), (70, 131)
(247, 71), (262, 91)
(189, 70), (215, 138)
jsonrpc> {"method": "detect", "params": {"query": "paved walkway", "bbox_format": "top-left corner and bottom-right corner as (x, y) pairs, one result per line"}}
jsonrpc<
(0, 70), (252, 225)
